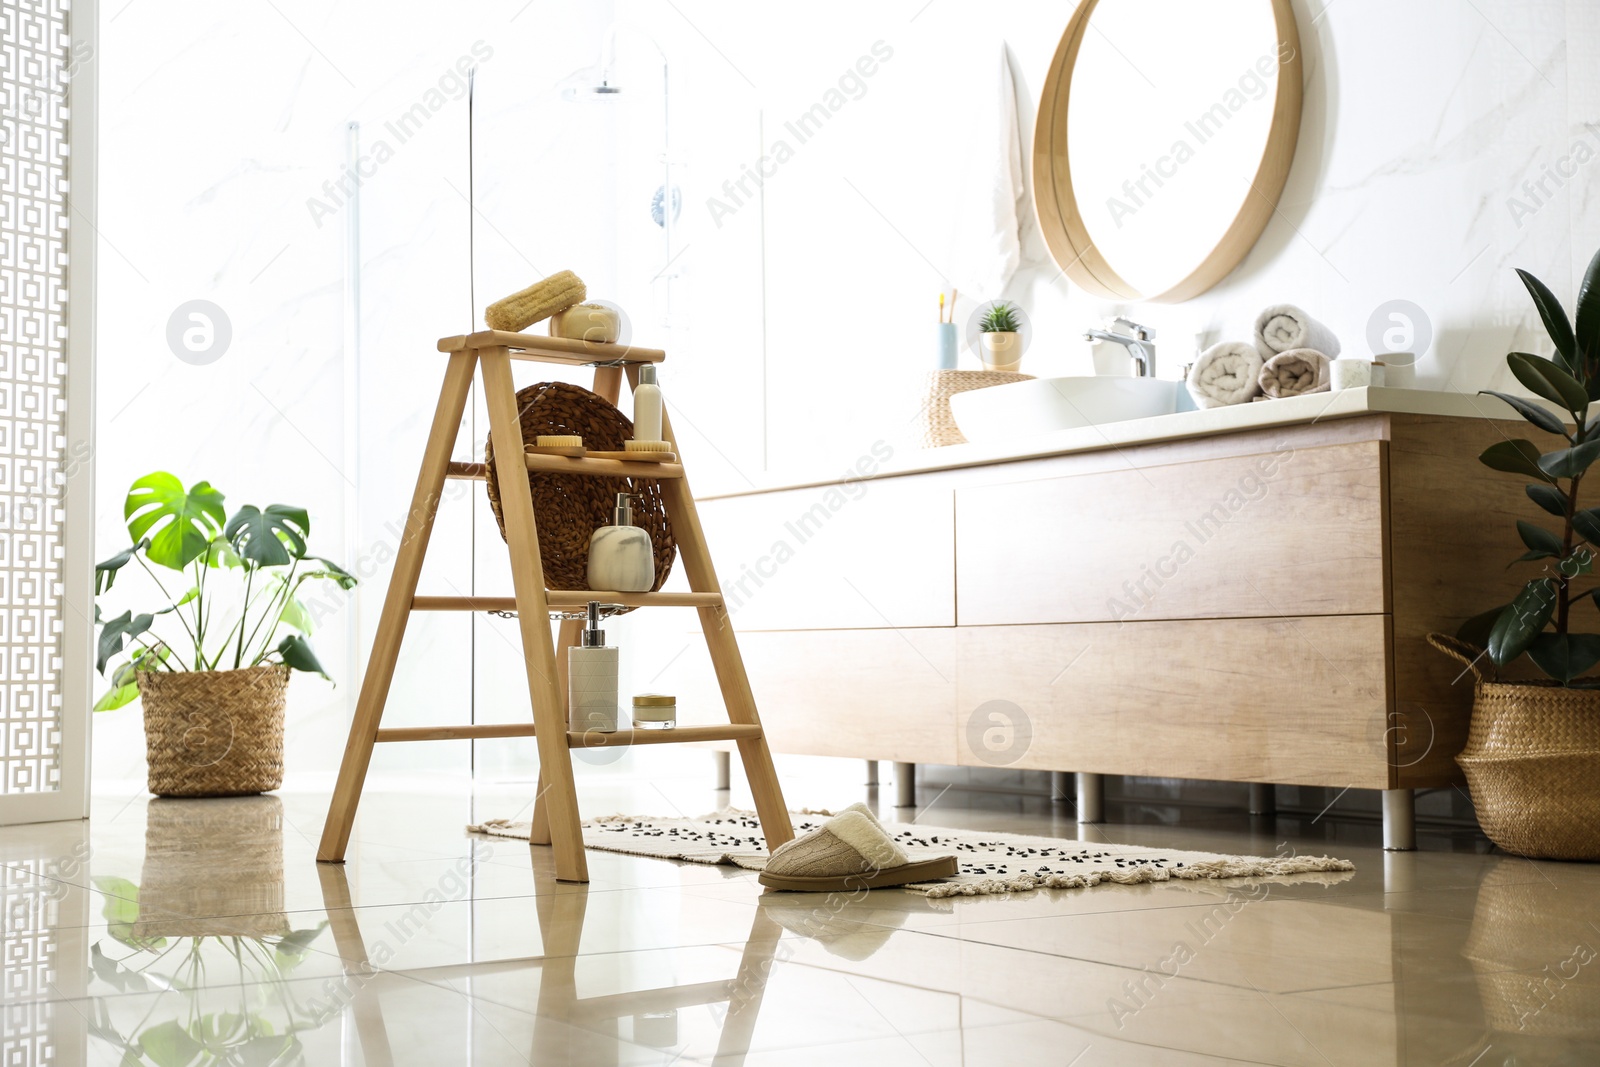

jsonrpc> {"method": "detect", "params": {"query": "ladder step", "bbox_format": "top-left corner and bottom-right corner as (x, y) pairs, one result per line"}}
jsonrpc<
(374, 723), (760, 746)
(569, 725), (762, 748)
(437, 330), (666, 365)
(377, 724), (538, 742)
(413, 592), (723, 611)
(523, 452), (685, 479)
(446, 461), (487, 480)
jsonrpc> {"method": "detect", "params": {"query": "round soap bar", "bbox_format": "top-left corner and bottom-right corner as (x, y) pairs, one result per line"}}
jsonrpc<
(549, 303), (620, 344)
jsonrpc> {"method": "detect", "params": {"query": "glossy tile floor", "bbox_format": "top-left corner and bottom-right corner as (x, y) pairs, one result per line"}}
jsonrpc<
(5, 765), (1599, 1066)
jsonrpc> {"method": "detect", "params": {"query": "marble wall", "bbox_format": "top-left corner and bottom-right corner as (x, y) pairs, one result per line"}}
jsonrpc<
(91, 0), (1600, 790)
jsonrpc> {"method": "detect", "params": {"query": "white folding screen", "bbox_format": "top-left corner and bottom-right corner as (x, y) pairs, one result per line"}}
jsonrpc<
(0, 0), (95, 824)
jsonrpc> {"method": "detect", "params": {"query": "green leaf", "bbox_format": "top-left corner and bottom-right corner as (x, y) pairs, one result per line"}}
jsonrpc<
(306, 556), (358, 590)
(1508, 351), (1589, 415)
(202, 536), (243, 569)
(1539, 438), (1600, 479)
(1487, 579), (1558, 666)
(92, 876), (140, 926)
(1526, 632), (1600, 684)
(1457, 606), (1507, 649)
(1516, 268), (1577, 373)
(93, 681), (140, 712)
(1575, 246), (1600, 384)
(124, 473), (227, 571)
(1562, 546), (1596, 577)
(137, 1019), (204, 1067)
(1480, 439), (1552, 482)
(274, 633), (328, 679)
(96, 610), (154, 675)
(225, 505), (309, 568)
(1481, 390), (1568, 436)
(1576, 508), (1600, 544)
(1527, 483), (1568, 516)
(94, 539), (150, 596)
(1517, 520), (1564, 555)
(278, 592), (313, 635)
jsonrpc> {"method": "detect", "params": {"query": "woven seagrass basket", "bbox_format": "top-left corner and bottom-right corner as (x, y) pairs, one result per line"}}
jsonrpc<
(484, 381), (675, 608)
(137, 665), (288, 798)
(914, 370), (1032, 448)
(1429, 634), (1600, 860)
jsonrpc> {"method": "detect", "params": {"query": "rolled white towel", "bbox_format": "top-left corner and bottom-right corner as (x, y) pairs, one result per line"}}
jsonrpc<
(1254, 304), (1341, 358)
(1186, 342), (1264, 409)
(1258, 348), (1331, 398)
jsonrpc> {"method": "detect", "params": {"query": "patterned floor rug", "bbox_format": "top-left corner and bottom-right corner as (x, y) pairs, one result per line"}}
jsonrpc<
(468, 809), (1355, 898)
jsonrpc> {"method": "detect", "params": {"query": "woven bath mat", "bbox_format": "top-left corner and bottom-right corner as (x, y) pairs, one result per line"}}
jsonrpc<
(468, 809), (1354, 899)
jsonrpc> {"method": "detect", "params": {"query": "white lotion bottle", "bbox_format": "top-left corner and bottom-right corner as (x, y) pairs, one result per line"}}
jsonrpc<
(568, 601), (619, 733)
(630, 364), (664, 445)
(587, 492), (654, 592)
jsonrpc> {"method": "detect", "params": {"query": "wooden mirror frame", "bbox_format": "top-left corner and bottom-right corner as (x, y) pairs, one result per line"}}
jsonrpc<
(1032, 0), (1304, 303)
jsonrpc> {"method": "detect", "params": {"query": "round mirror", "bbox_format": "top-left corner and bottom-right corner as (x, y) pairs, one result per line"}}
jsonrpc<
(1034, 0), (1302, 302)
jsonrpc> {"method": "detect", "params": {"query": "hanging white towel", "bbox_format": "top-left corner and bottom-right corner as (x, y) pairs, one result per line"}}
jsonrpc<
(948, 45), (1024, 301)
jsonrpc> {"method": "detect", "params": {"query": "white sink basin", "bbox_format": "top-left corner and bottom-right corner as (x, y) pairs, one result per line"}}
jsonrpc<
(949, 376), (1179, 443)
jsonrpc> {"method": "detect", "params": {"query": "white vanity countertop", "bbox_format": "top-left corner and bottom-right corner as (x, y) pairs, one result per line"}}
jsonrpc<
(700, 386), (1528, 499)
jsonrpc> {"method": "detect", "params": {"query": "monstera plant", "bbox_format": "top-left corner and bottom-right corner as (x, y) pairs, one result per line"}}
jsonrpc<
(1462, 250), (1600, 685)
(93, 472), (356, 796)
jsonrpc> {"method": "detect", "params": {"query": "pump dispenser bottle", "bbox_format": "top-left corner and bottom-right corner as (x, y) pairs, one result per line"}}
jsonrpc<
(587, 493), (654, 592)
(568, 601), (619, 733)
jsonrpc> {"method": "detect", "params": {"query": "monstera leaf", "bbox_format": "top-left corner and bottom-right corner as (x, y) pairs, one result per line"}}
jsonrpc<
(124, 473), (226, 571)
(225, 505), (309, 568)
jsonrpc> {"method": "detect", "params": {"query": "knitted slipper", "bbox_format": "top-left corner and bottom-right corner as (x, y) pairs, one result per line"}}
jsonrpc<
(757, 805), (956, 892)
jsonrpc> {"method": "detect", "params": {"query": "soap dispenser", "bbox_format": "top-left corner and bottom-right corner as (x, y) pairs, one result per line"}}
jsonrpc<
(587, 492), (654, 592)
(568, 601), (619, 733)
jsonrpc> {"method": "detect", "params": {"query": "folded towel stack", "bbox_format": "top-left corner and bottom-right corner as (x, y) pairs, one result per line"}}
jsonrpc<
(1187, 342), (1265, 408)
(1259, 348), (1331, 397)
(1254, 303), (1340, 360)
(1185, 304), (1341, 408)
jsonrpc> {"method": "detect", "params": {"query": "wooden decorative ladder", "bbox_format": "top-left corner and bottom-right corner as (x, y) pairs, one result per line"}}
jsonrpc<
(317, 330), (795, 882)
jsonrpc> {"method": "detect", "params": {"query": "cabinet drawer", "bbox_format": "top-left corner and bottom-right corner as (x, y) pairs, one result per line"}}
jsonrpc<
(955, 441), (1386, 624)
(698, 478), (955, 631)
(953, 616), (1392, 787)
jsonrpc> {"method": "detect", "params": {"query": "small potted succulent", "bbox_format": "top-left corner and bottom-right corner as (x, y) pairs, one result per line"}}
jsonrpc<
(1431, 247), (1600, 859)
(978, 301), (1024, 372)
(94, 472), (356, 797)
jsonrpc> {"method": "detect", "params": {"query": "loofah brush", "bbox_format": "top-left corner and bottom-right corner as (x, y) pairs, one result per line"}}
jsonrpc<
(485, 270), (587, 332)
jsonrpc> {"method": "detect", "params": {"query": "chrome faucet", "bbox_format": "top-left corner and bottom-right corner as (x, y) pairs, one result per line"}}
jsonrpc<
(1084, 318), (1157, 378)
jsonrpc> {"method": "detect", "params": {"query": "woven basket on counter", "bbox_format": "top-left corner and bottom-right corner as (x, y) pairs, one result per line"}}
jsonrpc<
(137, 665), (288, 797)
(914, 369), (1032, 448)
(1429, 633), (1600, 860)
(484, 381), (675, 610)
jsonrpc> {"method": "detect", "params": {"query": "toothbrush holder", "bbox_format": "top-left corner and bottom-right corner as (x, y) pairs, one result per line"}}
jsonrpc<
(935, 323), (958, 370)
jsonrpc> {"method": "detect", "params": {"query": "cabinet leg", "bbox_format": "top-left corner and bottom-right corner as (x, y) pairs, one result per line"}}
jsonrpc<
(714, 750), (732, 791)
(1051, 771), (1072, 804)
(864, 760), (879, 787)
(894, 762), (916, 807)
(1076, 772), (1105, 823)
(1382, 789), (1416, 851)
(1249, 783), (1277, 816)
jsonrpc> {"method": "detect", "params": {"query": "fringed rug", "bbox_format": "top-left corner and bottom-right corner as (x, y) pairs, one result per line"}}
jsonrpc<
(468, 810), (1354, 899)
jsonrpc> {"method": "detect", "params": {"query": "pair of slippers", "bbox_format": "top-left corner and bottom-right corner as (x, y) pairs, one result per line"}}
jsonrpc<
(757, 803), (958, 892)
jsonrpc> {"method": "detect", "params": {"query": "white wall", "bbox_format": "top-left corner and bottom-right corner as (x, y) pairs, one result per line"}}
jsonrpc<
(623, 0), (1600, 494)
(93, 0), (1600, 788)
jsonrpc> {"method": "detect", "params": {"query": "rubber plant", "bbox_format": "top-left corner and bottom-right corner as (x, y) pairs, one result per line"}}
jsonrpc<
(92, 472), (357, 709)
(1461, 247), (1600, 685)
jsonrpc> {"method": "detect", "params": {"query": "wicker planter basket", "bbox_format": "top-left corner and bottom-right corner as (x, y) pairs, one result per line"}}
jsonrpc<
(484, 380), (675, 610)
(1430, 634), (1600, 860)
(137, 665), (289, 798)
(914, 370), (1033, 448)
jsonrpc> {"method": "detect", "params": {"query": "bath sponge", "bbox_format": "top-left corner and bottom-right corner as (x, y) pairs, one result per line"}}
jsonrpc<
(485, 270), (587, 332)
